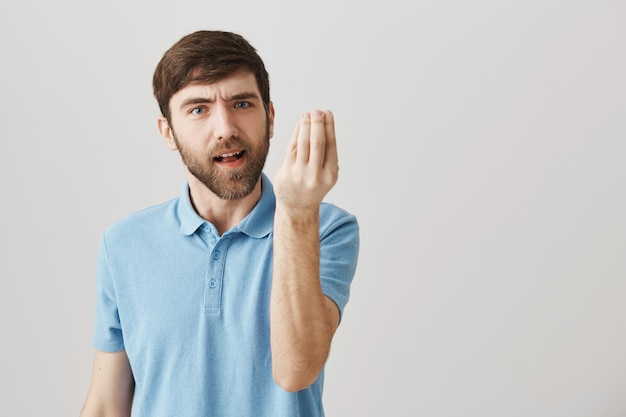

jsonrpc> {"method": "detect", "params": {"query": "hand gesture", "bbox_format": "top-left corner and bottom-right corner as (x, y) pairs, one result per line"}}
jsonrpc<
(274, 110), (339, 213)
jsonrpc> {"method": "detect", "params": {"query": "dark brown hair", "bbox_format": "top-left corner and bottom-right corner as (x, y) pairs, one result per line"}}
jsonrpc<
(153, 30), (270, 122)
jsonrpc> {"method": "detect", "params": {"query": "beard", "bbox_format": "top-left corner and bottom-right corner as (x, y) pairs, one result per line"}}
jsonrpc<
(172, 122), (270, 200)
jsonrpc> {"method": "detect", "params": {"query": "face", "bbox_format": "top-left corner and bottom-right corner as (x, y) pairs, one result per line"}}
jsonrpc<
(159, 71), (274, 200)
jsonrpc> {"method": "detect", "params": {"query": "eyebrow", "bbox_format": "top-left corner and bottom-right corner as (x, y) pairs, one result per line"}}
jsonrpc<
(179, 92), (261, 110)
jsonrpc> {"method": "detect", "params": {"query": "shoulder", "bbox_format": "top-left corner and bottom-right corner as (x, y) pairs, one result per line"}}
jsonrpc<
(319, 202), (359, 238)
(103, 197), (179, 243)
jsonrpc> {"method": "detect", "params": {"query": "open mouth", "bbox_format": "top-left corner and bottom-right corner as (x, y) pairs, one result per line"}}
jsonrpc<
(214, 150), (245, 163)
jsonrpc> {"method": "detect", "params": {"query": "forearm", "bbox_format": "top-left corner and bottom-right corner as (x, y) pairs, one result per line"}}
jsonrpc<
(80, 403), (132, 417)
(270, 109), (340, 391)
(80, 350), (134, 417)
(270, 205), (333, 392)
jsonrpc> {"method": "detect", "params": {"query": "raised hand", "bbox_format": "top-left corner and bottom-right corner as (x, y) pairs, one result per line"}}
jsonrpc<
(270, 109), (342, 391)
(274, 110), (338, 212)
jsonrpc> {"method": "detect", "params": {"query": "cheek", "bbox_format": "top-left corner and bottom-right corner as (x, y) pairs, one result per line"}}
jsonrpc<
(174, 123), (210, 146)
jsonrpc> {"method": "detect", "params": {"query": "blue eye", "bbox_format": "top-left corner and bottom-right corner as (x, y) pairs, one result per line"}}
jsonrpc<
(235, 102), (250, 109)
(191, 107), (205, 115)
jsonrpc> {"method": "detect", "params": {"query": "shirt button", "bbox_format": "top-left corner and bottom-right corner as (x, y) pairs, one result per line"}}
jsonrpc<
(209, 279), (217, 288)
(212, 251), (221, 260)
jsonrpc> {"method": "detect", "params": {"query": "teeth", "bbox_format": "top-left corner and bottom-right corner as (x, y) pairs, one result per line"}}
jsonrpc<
(218, 151), (241, 158)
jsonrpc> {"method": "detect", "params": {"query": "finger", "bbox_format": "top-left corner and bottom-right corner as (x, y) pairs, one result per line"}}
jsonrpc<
(323, 110), (338, 169)
(296, 112), (311, 163)
(309, 110), (327, 169)
(285, 121), (299, 163)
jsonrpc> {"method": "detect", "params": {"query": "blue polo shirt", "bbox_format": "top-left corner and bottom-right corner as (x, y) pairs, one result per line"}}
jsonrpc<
(93, 174), (359, 417)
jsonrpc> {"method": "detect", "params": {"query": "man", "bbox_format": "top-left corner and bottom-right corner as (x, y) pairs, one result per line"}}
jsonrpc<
(80, 30), (359, 416)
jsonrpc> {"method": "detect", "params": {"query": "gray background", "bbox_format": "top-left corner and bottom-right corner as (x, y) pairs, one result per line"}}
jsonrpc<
(1, 1), (625, 416)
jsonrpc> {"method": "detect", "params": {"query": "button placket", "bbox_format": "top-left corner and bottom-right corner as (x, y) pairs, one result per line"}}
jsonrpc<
(204, 235), (232, 315)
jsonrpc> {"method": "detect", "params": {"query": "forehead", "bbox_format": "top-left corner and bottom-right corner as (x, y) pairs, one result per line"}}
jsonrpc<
(170, 70), (260, 105)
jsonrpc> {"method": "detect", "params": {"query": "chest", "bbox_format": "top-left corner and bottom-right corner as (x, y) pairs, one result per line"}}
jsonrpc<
(111, 233), (274, 338)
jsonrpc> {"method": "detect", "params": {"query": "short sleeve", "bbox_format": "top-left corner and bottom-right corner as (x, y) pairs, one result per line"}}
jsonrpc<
(319, 206), (360, 322)
(92, 234), (125, 352)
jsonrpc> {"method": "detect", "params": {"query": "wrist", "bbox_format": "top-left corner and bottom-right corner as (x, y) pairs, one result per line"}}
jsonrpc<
(274, 203), (320, 226)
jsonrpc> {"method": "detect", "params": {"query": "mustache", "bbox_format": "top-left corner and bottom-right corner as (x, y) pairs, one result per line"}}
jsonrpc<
(211, 136), (249, 154)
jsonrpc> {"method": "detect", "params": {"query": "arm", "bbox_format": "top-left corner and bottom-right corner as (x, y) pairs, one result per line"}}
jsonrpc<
(271, 110), (340, 392)
(80, 350), (134, 417)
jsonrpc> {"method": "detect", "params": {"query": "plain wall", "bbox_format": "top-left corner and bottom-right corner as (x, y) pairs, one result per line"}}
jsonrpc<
(1, 1), (624, 416)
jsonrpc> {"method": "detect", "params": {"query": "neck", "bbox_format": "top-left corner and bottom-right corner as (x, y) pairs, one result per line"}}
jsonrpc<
(187, 174), (262, 236)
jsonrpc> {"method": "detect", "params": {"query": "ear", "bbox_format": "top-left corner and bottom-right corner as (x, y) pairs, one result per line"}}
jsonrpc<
(267, 101), (275, 139)
(157, 116), (178, 150)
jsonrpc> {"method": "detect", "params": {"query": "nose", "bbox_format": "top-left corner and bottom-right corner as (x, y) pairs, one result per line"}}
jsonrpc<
(213, 103), (238, 141)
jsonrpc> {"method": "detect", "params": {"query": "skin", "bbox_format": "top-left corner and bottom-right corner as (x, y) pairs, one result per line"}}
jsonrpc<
(81, 70), (340, 416)
(271, 109), (341, 391)
(159, 70), (274, 234)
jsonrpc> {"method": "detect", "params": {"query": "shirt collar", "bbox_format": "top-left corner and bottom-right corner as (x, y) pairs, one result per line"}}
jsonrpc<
(234, 174), (275, 238)
(177, 173), (275, 238)
(177, 181), (205, 236)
